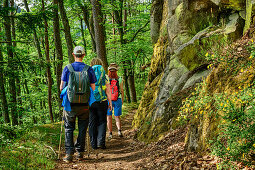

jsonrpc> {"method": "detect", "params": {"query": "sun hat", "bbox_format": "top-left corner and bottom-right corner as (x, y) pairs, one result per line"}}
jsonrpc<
(73, 46), (85, 55)
(108, 63), (119, 71)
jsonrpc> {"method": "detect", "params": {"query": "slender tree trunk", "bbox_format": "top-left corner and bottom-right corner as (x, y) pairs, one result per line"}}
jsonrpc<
(58, 0), (74, 63)
(23, 0), (43, 61)
(3, 0), (18, 125)
(42, 0), (54, 123)
(53, 0), (63, 119)
(123, 68), (131, 102)
(0, 27), (10, 123)
(91, 0), (108, 70)
(11, 0), (23, 124)
(128, 72), (137, 102)
(123, 0), (127, 34)
(80, 5), (96, 53)
(112, 13), (115, 35)
(243, 0), (252, 34)
(111, 0), (132, 102)
(80, 17), (87, 54)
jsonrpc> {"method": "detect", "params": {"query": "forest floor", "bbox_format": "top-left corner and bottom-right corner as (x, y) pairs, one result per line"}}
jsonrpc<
(56, 108), (217, 170)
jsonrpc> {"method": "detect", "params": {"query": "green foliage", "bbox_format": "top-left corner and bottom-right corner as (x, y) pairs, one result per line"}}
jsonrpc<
(212, 87), (255, 168)
(0, 123), (62, 169)
(177, 39), (255, 168)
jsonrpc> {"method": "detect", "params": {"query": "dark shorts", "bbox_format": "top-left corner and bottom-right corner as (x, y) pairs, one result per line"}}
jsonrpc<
(63, 105), (89, 122)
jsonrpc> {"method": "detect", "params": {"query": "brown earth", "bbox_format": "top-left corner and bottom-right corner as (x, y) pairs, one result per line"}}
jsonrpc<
(56, 109), (217, 170)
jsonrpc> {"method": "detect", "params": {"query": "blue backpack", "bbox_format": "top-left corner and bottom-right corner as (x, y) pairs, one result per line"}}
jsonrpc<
(91, 65), (107, 102)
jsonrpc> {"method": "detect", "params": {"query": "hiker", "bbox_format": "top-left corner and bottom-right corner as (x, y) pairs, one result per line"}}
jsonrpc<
(60, 46), (96, 163)
(107, 63), (124, 139)
(88, 58), (112, 150)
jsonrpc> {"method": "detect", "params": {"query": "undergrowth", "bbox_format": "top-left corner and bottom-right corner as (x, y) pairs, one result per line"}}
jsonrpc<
(176, 38), (255, 168)
(0, 123), (63, 169)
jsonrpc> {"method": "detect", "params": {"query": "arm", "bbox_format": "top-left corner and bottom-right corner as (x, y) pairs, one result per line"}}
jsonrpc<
(106, 83), (112, 111)
(60, 81), (65, 91)
(90, 83), (96, 91)
(120, 81), (124, 104)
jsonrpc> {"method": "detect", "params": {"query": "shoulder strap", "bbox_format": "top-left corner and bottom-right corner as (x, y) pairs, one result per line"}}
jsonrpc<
(82, 64), (89, 72)
(98, 66), (105, 84)
(67, 64), (74, 72)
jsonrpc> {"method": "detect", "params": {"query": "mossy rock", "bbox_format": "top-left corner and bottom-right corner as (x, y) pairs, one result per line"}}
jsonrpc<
(135, 85), (194, 143)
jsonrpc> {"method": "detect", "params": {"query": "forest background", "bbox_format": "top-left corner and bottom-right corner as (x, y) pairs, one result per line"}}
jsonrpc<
(0, 0), (152, 126)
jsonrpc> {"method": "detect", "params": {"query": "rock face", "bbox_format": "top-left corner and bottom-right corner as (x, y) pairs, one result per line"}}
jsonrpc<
(133, 0), (247, 147)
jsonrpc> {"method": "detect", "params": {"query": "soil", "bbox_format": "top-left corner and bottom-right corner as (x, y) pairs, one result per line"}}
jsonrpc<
(56, 109), (217, 170)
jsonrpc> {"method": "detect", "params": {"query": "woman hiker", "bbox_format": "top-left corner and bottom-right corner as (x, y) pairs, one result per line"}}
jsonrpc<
(88, 58), (112, 149)
(107, 63), (124, 139)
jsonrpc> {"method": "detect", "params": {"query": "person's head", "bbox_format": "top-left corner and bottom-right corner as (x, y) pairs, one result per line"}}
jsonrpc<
(108, 63), (119, 79)
(90, 58), (103, 67)
(72, 46), (85, 59)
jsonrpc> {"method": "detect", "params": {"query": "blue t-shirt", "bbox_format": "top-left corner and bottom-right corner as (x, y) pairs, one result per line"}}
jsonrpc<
(61, 62), (97, 84)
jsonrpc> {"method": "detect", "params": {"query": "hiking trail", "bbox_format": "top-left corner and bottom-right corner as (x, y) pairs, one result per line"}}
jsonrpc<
(56, 108), (217, 169)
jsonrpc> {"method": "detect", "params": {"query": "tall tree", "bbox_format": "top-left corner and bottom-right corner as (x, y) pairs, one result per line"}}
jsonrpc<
(91, 0), (108, 70)
(58, 0), (74, 63)
(243, 0), (252, 34)
(80, 4), (96, 53)
(23, 0), (43, 61)
(11, 0), (23, 123)
(80, 16), (87, 54)
(111, 0), (131, 102)
(42, 0), (54, 123)
(0, 26), (10, 123)
(53, 0), (64, 118)
(3, 0), (18, 125)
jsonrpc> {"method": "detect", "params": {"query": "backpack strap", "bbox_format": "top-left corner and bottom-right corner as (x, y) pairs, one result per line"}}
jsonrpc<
(67, 64), (74, 72)
(82, 64), (89, 72)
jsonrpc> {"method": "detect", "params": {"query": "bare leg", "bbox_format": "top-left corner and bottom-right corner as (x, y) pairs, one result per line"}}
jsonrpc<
(107, 115), (112, 133)
(115, 116), (121, 131)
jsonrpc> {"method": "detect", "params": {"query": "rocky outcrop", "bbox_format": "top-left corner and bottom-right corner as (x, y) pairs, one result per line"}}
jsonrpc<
(133, 0), (248, 146)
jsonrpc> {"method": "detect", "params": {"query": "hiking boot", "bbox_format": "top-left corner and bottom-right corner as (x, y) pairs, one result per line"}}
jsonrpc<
(108, 132), (113, 140)
(97, 145), (106, 149)
(63, 154), (73, 163)
(76, 152), (84, 160)
(118, 130), (123, 137)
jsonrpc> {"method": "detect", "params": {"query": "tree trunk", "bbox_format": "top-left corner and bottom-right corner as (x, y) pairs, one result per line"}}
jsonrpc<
(243, 0), (252, 34)
(11, 0), (23, 124)
(123, 68), (131, 102)
(91, 0), (108, 70)
(80, 17), (87, 54)
(80, 5), (96, 53)
(43, 0), (54, 123)
(0, 27), (10, 124)
(112, 13), (115, 35)
(123, 1), (127, 34)
(23, 0), (43, 61)
(128, 72), (137, 102)
(111, 0), (132, 102)
(3, 0), (18, 125)
(53, 0), (63, 119)
(58, 0), (74, 63)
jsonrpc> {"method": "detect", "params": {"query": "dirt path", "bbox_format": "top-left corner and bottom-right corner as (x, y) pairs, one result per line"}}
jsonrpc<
(56, 109), (145, 169)
(56, 109), (217, 169)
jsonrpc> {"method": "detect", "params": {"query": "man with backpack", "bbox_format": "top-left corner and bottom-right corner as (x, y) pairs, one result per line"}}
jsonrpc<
(60, 46), (96, 163)
(88, 58), (112, 150)
(107, 63), (124, 139)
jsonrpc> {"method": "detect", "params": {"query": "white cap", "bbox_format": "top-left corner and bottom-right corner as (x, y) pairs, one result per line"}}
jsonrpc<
(73, 46), (85, 55)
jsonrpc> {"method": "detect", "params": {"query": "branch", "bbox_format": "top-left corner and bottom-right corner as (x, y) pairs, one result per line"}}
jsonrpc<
(128, 20), (150, 43)
(0, 41), (32, 44)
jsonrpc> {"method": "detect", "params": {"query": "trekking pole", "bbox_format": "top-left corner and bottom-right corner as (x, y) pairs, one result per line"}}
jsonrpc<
(86, 128), (90, 157)
(58, 114), (64, 160)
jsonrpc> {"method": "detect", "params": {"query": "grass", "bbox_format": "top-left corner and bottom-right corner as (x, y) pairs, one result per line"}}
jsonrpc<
(0, 123), (63, 170)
